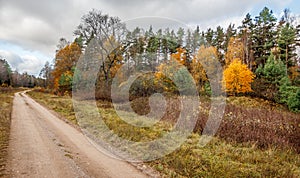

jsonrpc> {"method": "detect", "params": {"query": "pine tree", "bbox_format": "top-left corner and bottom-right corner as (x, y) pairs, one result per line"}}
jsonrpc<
(146, 26), (160, 71)
(191, 26), (202, 54)
(224, 24), (237, 52)
(252, 7), (277, 69)
(176, 27), (185, 47)
(254, 53), (287, 101)
(205, 28), (214, 46)
(185, 29), (192, 53)
(214, 26), (225, 65)
(277, 9), (298, 74)
(238, 13), (255, 70)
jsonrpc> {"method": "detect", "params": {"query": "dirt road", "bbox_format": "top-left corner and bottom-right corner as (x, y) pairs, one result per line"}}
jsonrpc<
(7, 92), (152, 178)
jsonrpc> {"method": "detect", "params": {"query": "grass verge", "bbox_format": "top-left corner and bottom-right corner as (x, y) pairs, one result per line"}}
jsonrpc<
(0, 87), (23, 176)
(26, 91), (77, 124)
(27, 90), (300, 177)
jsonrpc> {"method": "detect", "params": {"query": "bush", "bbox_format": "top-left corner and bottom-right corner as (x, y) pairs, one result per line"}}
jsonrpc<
(193, 97), (300, 152)
(287, 89), (300, 112)
(279, 76), (300, 112)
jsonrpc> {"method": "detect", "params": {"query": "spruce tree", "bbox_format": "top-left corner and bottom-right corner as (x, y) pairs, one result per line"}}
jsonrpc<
(252, 7), (277, 69)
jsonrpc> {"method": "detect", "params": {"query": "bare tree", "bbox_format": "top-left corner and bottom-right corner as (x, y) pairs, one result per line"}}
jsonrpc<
(74, 9), (127, 82)
(56, 38), (70, 53)
(39, 61), (53, 88)
(0, 58), (12, 86)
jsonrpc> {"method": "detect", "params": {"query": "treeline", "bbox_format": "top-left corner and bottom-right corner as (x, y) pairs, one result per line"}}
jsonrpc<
(39, 7), (300, 112)
(0, 58), (44, 87)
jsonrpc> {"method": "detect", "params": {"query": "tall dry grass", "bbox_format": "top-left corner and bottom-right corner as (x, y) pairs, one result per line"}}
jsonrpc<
(0, 87), (22, 176)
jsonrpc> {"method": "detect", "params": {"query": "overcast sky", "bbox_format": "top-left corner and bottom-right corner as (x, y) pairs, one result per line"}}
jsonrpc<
(0, 0), (299, 75)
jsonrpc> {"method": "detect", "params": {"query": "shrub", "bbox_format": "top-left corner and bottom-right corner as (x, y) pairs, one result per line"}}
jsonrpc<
(287, 89), (300, 112)
(279, 76), (300, 112)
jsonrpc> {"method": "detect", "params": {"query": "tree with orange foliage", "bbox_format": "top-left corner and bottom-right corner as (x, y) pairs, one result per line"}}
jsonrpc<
(155, 48), (194, 93)
(225, 37), (244, 66)
(190, 58), (207, 91)
(52, 42), (82, 93)
(223, 59), (255, 95)
(171, 47), (191, 70)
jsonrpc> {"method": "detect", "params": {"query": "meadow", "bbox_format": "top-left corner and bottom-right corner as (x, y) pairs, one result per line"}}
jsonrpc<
(28, 90), (300, 177)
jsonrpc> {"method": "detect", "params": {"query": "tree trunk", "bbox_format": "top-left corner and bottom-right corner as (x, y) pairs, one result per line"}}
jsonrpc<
(286, 45), (288, 75)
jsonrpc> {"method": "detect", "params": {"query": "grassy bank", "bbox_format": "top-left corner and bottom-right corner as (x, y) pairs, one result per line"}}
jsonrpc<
(0, 88), (23, 176)
(27, 90), (300, 177)
(26, 91), (77, 124)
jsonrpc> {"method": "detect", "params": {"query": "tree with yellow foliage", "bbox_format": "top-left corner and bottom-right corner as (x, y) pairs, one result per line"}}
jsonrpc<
(155, 57), (183, 93)
(191, 45), (219, 92)
(223, 59), (255, 95)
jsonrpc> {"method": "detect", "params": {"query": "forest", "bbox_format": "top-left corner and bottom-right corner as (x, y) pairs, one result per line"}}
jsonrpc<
(1, 7), (300, 112)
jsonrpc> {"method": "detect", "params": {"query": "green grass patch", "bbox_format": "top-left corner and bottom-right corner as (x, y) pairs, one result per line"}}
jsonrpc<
(27, 91), (77, 124)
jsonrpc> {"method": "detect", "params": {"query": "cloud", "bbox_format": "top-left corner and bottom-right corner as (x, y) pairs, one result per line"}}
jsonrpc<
(102, 0), (278, 24)
(0, 50), (43, 75)
(0, 1), (77, 57)
(0, 0), (298, 75)
(17, 55), (44, 75)
(0, 0), (293, 55)
(0, 50), (23, 68)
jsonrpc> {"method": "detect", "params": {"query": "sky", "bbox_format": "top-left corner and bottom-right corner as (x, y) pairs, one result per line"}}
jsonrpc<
(0, 0), (299, 76)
